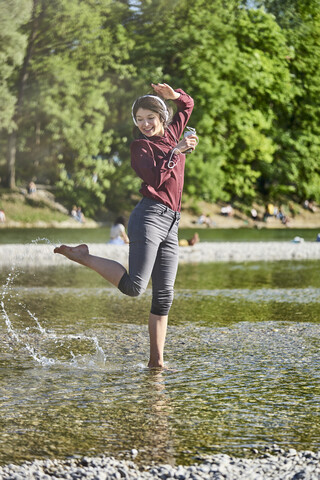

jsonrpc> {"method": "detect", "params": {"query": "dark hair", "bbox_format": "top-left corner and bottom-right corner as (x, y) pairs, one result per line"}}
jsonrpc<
(114, 216), (125, 226)
(132, 95), (173, 129)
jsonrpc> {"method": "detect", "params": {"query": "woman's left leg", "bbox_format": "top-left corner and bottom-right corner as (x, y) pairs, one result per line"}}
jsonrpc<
(148, 313), (168, 368)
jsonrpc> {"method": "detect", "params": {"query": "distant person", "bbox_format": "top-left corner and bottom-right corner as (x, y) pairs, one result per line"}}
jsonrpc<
(197, 213), (212, 227)
(27, 181), (37, 194)
(0, 209), (6, 223)
(278, 206), (289, 225)
(303, 199), (317, 212)
(263, 203), (276, 221)
(303, 199), (309, 210)
(109, 216), (129, 245)
(76, 207), (85, 223)
(197, 213), (206, 225)
(267, 203), (275, 216)
(251, 208), (258, 221)
(220, 204), (233, 216)
(71, 205), (78, 220)
(179, 232), (199, 246)
(308, 200), (317, 213)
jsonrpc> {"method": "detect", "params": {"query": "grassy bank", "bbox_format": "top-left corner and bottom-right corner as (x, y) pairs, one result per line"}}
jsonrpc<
(1, 188), (320, 229)
(0, 191), (67, 223)
(0, 189), (98, 227)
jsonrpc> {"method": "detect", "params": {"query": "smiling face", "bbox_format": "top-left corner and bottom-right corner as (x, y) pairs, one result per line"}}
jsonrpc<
(135, 108), (165, 137)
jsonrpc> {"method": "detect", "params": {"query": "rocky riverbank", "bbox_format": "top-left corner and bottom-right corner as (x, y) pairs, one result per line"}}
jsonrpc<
(0, 241), (320, 268)
(0, 448), (319, 479)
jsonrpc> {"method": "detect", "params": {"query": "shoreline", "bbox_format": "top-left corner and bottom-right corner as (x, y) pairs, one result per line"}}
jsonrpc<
(0, 448), (319, 479)
(0, 241), (320, 268)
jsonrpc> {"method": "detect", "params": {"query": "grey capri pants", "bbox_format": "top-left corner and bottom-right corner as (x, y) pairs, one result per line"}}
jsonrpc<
(118, 197), (180, 316)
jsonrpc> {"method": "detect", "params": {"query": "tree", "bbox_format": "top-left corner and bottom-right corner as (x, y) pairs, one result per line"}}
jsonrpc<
(0, 0), (31, 132)
(130, 0), (293, 204)
(261, 0), (320, 202)
(2, 0), (136, 213)
(0, 0), (32, 187)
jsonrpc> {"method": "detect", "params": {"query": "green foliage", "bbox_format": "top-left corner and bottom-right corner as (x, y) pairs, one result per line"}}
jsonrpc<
(1, 0), (320, 213)
(148, 0), (293, 203)
(257, 0), (320, 202)
(3, 0), (136, 209)
(0, 0), (32, 131)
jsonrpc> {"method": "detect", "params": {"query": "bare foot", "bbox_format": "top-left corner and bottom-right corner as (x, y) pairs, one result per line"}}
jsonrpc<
(148, 361), (166, 370)
(54, 244), (89, 265)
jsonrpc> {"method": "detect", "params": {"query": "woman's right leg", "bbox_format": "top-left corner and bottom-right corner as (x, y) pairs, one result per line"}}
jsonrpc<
(54, 200), (162, 293)
(54, 198), (162, 292)
(54, 244), (126, 287)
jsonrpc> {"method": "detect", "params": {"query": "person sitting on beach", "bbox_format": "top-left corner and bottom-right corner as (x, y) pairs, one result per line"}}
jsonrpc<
(278, 206), (289, 226)
(179, 232), (199, 247)
(109, 217), (129, 245)
(0, 209), (6, 223)
(76, 207), (85, 223)
(197, 213), (206, 225)
(220, 204), (233, 216)
(251, 208), (258, 221)
(197, 213), (212, 227)
(54, 82), (197, 369)
(27, 181), (37, 194)
(307, 200), (317, 213)
(71, 205), (78, 220)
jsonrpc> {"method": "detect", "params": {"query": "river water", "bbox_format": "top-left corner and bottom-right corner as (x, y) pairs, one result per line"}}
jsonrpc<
(1, 258), (320, 466)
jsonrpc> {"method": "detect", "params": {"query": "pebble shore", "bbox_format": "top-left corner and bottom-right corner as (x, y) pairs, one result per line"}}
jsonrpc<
(1, 448), (320, 479)
(1, 241), (320, 268)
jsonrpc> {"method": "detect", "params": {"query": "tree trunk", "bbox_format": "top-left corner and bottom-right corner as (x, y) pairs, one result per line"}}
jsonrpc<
(6, 0), (39, 189)
(7, 134), (17, 189)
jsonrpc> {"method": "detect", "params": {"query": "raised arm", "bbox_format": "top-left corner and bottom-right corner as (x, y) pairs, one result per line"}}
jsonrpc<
(151, 83), (181, 100)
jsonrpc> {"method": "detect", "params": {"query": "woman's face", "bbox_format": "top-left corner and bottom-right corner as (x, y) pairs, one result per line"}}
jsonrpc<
(135, 108), (164, 137)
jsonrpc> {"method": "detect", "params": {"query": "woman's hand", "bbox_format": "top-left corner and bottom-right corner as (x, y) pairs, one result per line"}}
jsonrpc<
(151, 83), (180, 100)
(176, 134), (199, 153)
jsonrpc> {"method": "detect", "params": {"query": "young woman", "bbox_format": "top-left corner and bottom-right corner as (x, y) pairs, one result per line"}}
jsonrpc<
(54, 82), (198, 368)
(109, 216), (129, 245)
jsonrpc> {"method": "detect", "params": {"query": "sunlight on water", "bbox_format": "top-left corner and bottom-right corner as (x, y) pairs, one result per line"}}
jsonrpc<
(1, 258), (320, 466)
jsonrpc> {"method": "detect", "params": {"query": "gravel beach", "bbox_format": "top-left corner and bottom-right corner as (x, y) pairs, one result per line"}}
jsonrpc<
(1, 241), (320, 268)
(0, 448), (319, 479)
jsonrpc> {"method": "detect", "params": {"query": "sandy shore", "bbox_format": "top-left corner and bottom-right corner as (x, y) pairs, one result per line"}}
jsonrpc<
(0, 241), (320, 268)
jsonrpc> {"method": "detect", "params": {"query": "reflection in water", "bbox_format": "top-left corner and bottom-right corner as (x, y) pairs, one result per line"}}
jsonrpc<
(0, 261), (320, 465)
(136, 371), (175, 464)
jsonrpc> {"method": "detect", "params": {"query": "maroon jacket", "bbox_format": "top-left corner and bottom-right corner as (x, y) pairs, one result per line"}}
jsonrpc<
(130, 89), (194, 212)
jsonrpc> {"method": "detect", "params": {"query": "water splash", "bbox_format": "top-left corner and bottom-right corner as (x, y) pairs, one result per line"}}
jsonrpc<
(1, 297), (55, 366)
(1, 245), (106, 369)
(31, 237), (58, 246)
(25, 308), (46, 334)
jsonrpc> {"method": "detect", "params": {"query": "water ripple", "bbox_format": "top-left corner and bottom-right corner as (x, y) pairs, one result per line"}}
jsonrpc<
(4, 286), (320, 303)
(177, 288), (320, 303)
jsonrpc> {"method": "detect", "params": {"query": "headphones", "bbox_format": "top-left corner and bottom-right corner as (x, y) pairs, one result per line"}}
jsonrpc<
(131, 95), (169, 126)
